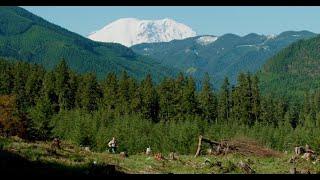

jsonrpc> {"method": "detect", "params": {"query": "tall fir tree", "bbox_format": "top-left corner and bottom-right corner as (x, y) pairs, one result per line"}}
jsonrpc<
(101, 72), (119, 111)
(198, 73), (217, 122)
(218, 77), (230, 123)
(77, 73), (101, 112)
(140, 74), (159, 122)
(54, 59), (72, 111)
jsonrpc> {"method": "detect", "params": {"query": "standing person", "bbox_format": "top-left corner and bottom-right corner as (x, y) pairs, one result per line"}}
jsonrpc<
(108, 137), (117, 153)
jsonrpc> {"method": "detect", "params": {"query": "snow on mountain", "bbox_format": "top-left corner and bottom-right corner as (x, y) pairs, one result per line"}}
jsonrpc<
(88, 18), (197, 47)
(196, 36), (218, 46)
(266, 34), (277, 40)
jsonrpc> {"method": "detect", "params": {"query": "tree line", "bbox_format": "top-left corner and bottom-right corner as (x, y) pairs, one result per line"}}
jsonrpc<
(1, 58), (320, 154)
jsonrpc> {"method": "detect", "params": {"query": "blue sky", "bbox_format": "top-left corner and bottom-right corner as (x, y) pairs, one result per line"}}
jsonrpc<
(22, 6), (320, 37)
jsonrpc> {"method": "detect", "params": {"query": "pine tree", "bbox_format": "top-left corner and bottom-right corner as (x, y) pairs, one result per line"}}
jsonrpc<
(25, 65), (45, 106)
(140, 74), (159, 122)
(181, 76), (198, 116)
(128, 77), (141, 114)
(12, 62), (30, 112)
(218, 77), (230, 122)
(53, 59), (72, 111)
(0, 60), (13, 95)
(77, 73), (102, 112)
(198, 73), (217, 122)
(158, 77), (177, 121)
(116, 71), (130, 114)
(251, 75), (261, 123)
(28, 96), (54, 140)
(43, 71), (59, 113)
(260, 95), (276, 126)
(232, 72), (251, 125)
(101, 72), (118, 111)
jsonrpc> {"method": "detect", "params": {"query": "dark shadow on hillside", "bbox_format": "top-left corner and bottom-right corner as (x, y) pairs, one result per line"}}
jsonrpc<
(0, 150), (126, 177)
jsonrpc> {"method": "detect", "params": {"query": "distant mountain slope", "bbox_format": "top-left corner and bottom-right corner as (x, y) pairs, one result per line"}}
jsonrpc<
(131, 31), (317, 86)
(0, 7), (176, 81)
(259, 34), (320, 101)
(88, 18), (196, 47)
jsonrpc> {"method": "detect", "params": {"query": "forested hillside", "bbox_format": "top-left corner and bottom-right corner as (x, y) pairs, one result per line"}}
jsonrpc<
(0, 6), (176, 81)
(1, 57), (320, 154)
(132, 31), (316, 86)
(259, 35), (320, 101)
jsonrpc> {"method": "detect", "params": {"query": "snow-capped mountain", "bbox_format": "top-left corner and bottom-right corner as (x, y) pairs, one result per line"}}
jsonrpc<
(196, 36), (218, 46)
(88, 18), (197, 47)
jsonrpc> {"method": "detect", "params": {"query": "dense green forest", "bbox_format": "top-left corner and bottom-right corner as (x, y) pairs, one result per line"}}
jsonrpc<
(132, 31), (316, 86)
(259, 35), (320, 102)
(1, 57), (320, 155)
(0, 6), (176, 82)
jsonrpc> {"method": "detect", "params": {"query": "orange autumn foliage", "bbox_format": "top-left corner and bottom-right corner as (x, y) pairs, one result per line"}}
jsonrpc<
(0, 95), (27, 137)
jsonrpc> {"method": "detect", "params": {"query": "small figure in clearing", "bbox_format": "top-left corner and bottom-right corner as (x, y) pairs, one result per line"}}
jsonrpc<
(108, 137), (118, 154)
(51, 137), (61, 150)
(146, 146), (152, 155)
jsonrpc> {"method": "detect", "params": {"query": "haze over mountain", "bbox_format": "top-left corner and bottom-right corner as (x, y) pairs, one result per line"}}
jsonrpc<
(0, 7), (176, 81)
(132, 31), (317, 86)
(88, 18), (197, 47)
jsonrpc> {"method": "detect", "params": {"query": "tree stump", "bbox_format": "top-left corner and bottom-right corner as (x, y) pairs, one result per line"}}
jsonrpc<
(154, 153), (164, 161)
(119, 152), (128, 158)
(169, 152), (177, 160)
(238, 161), (255, 174)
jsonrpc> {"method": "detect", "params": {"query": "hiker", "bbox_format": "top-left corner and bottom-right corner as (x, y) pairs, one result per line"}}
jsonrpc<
(108, 137), (118, 154)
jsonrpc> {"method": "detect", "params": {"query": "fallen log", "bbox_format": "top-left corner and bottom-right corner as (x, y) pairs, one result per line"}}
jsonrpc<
(194, 135), (236, 157)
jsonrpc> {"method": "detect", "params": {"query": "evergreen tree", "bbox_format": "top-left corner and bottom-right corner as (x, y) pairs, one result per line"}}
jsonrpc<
(28, 96), (54, 140)
(218, 77), (230, 122)
(53, 59), (72, 111)
(140, 74), (159, 122)
(25, 65), (45, 107)
(0, 60), (13, 95)
(198, 73), (217, 122)
(181, 76), (198, 116)
(251, 75), (261, 122)
(101, 72), (118, 111)
(158, 77), (176, 121)
(117, 71), (131, 115)
(43, 71), (59, 113)
(77, 73), (102, 112)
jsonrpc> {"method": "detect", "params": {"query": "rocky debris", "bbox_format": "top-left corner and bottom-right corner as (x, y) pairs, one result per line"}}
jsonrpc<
(84, 146), (90, 152)
(295, 146), (305, 155)
(290, 167), (311, 174)
(290, 167), (297, 174)
(204, 159), (222, 168)
(301, 152), (316, 161)
(195, 135), (280, 158)
(288, 155), (299, 163)
(238, 161), (255, 174)
(294, 144), (317, 161)
(169, 152), (177, 160)
(119, 152), (128, 158)
(154, 153), (164, 161)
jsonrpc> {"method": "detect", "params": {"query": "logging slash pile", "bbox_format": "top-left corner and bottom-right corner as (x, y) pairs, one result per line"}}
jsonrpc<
(195, 135), (281, 158)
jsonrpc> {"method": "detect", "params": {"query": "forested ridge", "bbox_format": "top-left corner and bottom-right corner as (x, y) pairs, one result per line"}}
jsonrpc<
(259, 35), (320, 101)
(0, 6), (176, 82)
(1, 57), (320, 154)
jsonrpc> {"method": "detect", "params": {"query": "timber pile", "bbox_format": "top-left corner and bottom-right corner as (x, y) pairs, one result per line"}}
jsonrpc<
(195, 135), (281, 158)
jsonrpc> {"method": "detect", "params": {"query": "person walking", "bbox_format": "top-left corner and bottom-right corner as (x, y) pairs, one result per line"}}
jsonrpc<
(108, 137), (118, 153)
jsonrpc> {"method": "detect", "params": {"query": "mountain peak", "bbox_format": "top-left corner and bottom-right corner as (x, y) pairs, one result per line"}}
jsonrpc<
(88, 18), (196, 47)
